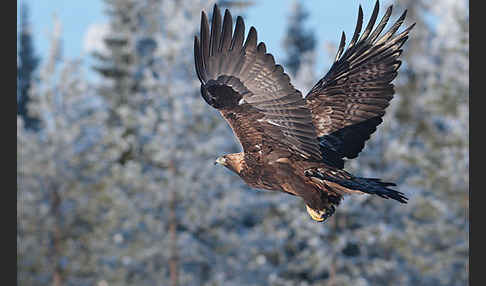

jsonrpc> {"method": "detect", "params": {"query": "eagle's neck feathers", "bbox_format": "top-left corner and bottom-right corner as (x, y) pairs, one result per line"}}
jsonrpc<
(225, 152), (245, 175)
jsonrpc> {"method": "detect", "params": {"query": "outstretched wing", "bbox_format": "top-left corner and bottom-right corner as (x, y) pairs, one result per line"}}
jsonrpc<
(306, 0), (415, 168)
(195, 5), (321, 160)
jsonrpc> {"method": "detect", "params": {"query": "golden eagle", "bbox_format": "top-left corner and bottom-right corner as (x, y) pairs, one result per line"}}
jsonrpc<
(194, 1), (414, 222)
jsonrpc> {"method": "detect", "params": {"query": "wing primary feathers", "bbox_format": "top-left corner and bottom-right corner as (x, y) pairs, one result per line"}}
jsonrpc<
(363, 24), (413, 62)
(231, 16), (245, 51)
(243, 26), (258, 51)
(335, 32), (346, 63)
(348, 6), (363, 49)
(350, 19), (413, 67)
(375, 9), (407, 45)
(210, 4), (222, 57)
(220, 9), (233, 52)
(384, 29), (411, 49)
(368, 5), (393, 44)
(194, 36), (205, 82)
(359, 0), (380, 42)
(257, 42), (267, 54)
(200, 11), (210, 72)
(344, 3), (394, 62)
(404, 22), (417, 36)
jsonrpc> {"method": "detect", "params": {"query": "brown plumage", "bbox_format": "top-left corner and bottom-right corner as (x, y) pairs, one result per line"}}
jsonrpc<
(194, 1), (414, 222)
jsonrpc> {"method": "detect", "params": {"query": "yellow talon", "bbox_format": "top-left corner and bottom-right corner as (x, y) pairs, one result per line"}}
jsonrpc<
(306, 205), (325, 222)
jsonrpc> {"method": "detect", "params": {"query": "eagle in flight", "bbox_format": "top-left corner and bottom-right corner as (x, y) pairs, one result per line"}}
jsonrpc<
(194, 1), (414, 222)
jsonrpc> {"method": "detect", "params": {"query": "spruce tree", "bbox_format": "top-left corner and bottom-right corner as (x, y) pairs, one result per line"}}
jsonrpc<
(17, 3), (40, 130)
(18, 16), (109, 286)
(282, 0), (316, 76)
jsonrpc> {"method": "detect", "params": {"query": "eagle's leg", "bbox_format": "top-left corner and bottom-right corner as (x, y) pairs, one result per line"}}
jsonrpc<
(305, 204), (335, 222)
(303, 169), (340, 222)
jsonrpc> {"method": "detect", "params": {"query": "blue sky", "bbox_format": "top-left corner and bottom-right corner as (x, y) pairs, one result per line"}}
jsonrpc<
(19, 0), (390, 75)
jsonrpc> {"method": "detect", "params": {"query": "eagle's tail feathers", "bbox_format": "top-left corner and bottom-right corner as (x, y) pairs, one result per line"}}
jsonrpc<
(353, 177), (407, 203)
(305, 169), (407, 203)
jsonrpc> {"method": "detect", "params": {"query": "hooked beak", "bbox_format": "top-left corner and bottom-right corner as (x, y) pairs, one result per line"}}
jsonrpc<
(214, 156), (226, 166)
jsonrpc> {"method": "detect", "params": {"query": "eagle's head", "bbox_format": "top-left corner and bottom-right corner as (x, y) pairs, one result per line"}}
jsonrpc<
(214, 153), (244, 174)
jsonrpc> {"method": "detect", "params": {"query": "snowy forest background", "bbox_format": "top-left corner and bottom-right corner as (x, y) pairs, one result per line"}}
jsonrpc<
(17, 0), (469, 285)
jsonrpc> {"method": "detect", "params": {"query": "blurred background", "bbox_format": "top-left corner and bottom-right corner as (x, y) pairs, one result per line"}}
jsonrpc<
(17, 0), (469, 285)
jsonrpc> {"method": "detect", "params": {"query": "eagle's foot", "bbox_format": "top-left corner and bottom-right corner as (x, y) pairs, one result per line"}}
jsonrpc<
(305, 204), (335, 222)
